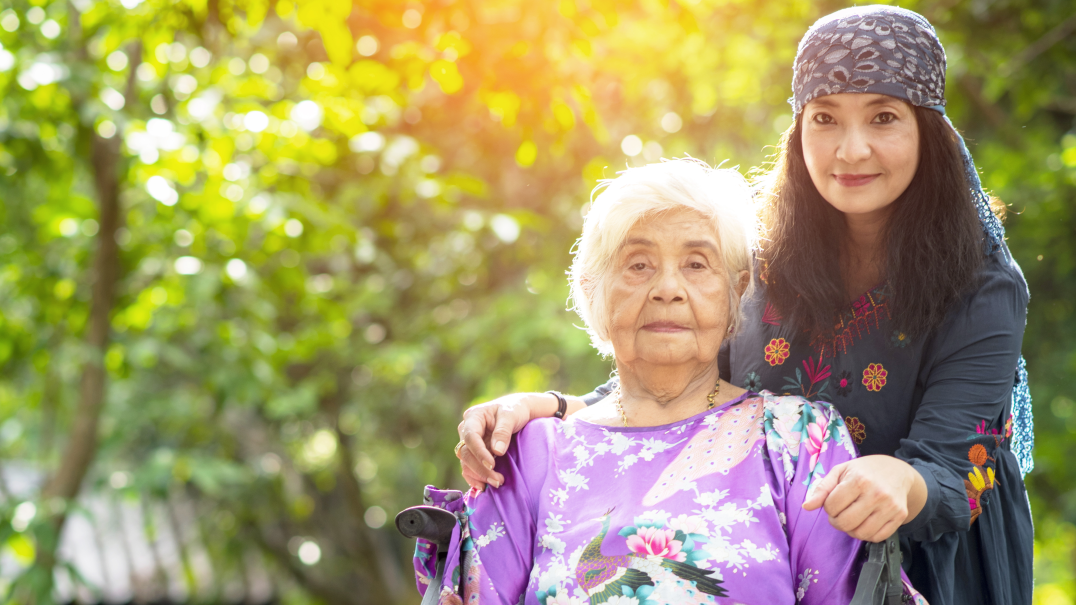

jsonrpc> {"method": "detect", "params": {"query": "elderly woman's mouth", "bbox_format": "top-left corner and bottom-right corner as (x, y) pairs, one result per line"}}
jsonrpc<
(642, 321), (689, 332)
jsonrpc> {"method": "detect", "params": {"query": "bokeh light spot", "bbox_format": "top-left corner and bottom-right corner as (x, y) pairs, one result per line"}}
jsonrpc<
(297, 541), (321, 565)
(364, 506), (387, 529)
(174, 256), (203, 275)
(106, 51), (129, 72)
(403, 9), (422, 28)
(357, 35), (379, 56)
(661, 112), (683, 133)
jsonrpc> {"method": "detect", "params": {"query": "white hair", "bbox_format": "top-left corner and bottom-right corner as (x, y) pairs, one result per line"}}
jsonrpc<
(568, 158), (757, 356)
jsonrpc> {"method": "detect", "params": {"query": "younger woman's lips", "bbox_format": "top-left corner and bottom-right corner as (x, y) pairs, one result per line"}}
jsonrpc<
(642, 321), (688, 332)
(834, 174), (879, 187)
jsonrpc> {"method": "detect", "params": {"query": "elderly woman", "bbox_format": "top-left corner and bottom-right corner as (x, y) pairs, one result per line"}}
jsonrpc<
(413, 159), (925, 604)
(456, 7), (1033, 605)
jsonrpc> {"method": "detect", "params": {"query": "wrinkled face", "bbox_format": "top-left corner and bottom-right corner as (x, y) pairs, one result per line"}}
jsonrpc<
(605, 208), (737, 368)
(801, 93), (920, 220)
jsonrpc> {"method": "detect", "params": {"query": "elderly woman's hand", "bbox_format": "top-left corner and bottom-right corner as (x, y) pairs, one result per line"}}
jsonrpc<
(802, 454), (928, 542)
(456, 392), (585, 491)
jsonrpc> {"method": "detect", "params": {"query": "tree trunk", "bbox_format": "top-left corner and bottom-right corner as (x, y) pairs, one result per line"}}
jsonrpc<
(40, 128), (121, 501)
(31, 40), (140, 595)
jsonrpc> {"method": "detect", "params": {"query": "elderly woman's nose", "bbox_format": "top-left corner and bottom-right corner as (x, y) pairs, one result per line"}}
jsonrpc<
(649, 266), (686, 302)
(836, 125), (872, 165)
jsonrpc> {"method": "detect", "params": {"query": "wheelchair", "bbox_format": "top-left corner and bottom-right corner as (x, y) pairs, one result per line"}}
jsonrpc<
(395, 500), (908, 605)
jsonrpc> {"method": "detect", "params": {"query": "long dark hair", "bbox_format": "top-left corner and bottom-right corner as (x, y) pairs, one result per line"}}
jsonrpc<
(756, 106), (985, 341)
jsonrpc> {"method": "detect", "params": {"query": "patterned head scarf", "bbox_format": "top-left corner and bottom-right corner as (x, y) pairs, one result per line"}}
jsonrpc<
(789, 5), (1003, 256)
(788, 5), (1033, 476)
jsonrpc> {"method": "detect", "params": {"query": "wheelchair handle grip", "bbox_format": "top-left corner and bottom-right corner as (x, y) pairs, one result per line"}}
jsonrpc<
(395, 505), (458, 547)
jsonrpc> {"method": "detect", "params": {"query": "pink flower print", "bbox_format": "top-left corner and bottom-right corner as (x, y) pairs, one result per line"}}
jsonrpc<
(625, 527), (686, 562)
(805, 417), (828, 469)
(772, 413), (802, 452)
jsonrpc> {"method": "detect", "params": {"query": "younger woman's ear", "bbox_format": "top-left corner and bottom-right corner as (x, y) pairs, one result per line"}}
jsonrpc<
(735, 270), (750, 297)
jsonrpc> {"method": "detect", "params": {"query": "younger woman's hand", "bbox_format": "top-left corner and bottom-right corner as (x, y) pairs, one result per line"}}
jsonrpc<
(801, 454), (928, 543)
(456, 392), (553, 491)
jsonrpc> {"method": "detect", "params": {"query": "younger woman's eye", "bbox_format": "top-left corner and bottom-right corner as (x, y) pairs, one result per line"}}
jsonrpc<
(812, 113), (834, 125)
(874, 112), (896, 124)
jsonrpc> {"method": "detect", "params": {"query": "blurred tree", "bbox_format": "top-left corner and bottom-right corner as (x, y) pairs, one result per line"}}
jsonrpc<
(0, 0), (1072, 603)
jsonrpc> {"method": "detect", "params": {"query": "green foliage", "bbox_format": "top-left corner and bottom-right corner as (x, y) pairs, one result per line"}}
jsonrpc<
(0, 0), (1073, 602)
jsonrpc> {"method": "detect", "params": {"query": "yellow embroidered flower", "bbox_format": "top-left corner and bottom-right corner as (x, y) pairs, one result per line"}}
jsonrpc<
(861, 363), (888, 392)
(764, 338), (790, 366)
(968, 467), (986, 492)
(987, 467), (997, 488)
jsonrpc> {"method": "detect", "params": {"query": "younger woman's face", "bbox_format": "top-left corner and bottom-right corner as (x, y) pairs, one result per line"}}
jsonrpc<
(800, 93), (919, 221)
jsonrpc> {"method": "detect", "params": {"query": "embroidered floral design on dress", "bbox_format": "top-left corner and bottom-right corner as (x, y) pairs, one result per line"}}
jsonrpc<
(844, 417), (866, 445)
(965, 457), (998, 525)
(780, 356), (831, 400)
(861, 363), (887, 392)
(974, 418), (1014, 440)
(812, 286), (891, 360)
(963, 418), (1007, 526)
(765, 338), (791, 366)
(762, 302), (783, 326)
(834, 370), (853, 397)
(743, 371), (763, 392)
(890, 330), (909, 348)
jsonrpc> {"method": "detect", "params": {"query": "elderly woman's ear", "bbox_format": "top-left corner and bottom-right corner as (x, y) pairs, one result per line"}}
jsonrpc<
(735, 270), (750, 297)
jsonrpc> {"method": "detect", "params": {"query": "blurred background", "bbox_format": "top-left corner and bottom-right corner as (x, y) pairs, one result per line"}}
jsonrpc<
(0, 0), (1073, 602)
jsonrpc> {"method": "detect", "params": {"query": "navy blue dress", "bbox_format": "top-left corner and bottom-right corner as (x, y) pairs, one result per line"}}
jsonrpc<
(584, 244), (1033, 605)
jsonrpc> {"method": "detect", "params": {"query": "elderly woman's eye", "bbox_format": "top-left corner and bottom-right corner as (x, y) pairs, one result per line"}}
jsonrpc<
(631, 262), (647, 271)
(689, 261), (705, 269)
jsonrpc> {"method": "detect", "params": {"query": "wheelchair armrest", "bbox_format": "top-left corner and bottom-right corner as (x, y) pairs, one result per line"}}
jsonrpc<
(395, 505), (458, 548)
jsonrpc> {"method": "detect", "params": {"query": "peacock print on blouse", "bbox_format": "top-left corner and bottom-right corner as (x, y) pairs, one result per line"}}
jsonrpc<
(413, 391), (928, 605)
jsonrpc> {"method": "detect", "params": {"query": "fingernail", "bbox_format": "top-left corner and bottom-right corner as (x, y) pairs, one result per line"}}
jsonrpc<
(491, 479), (501, 489)
(483, 460), (494, 471)
(493, 441), (506, 455)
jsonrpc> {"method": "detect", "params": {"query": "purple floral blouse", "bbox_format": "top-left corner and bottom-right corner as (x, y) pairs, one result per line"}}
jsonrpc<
(413, 391), (927, 605)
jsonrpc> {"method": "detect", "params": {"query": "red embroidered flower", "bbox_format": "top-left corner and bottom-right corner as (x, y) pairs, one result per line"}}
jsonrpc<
(845, 417), (866, 444)
(835, 370), (853, 397)
(764, 338), (790, 366)
(862, 363), (887, 392)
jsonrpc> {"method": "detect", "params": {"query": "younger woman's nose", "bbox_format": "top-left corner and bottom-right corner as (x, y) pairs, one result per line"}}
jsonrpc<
(836, 125), (873, 165)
